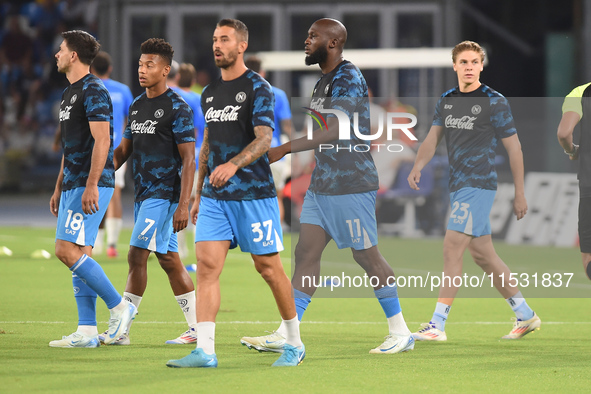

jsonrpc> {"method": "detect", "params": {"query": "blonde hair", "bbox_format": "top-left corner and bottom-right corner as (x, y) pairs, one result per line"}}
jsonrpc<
(452, 41), (485, 63)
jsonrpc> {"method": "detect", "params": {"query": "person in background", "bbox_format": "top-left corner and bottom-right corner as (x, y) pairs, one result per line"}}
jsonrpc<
(557, 82), (591, 281)
(244, 55), (292, 228)
(90, 51), (134, 258)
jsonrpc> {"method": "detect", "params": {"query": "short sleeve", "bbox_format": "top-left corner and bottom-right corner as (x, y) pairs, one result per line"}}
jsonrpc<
(172, 102), (196, 145)
(432, 96), (444, 126)
(490, 96), (517, 139)
(84, 84), (111, 122)
(274, 88), (292, 122)
(329, 69), (364, 119)
(123, 116), (132, 140)
(562, 84), (591, 119)
(252, 78), (275, 130)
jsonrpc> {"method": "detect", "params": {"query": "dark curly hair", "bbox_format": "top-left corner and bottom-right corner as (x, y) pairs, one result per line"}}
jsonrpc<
(140, 38), (174, 66)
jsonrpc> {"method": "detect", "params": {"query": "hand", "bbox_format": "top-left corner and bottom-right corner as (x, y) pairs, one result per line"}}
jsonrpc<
(569, 146), (580, 161)
(190, 195), (201, 225)
(268, 146), (286, 164)
(407, 167), (421, 190)
(172, 206), (189, 233)
(81, 185), (100, 214)
(513, 194), (528, 220)
(50, 190), (61, 217)
(209, 162), (238, 188)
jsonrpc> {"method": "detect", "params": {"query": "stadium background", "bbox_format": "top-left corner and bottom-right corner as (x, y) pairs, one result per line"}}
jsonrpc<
(0, 0), (591, 245)
(0, 0), (586, 238)
(0, 0), (591, 243)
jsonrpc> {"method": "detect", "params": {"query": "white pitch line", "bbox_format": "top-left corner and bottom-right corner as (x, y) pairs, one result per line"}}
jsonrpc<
(1, 320), (590, 325)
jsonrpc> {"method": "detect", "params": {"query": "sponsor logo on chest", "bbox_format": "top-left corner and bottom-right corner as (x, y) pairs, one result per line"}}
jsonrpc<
(204, 105), (241, 123)
(309, 98), (326, 111)
(130, 119), (158, 134)
(445, 114), (477, 130)
(59, 105), (73, 122)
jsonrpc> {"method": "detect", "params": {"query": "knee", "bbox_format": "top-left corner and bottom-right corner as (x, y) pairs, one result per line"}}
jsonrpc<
(196, 256), (220, 279)
(255, 263), (278, 283)
(442, 243), (460, 262)
(157, 254), (175, 274)
(127, 249), (148, 270)
(351, 249), (376, 274)
(54, 242), (78, 266)
(294, 244), (319, 267)
(54, 243), (67, 262)
(159, 259), (175, 275)
(470, 248), (498, 270)
(256, 264), (273, 282)
(469, 249), (486, 266)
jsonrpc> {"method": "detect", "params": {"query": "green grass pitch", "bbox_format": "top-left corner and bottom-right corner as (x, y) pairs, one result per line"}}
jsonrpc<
(1, 227), (590, 392)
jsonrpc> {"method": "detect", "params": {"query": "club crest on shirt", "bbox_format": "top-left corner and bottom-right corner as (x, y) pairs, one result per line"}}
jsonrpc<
(471, 105), (482, 115)
(235, 92), (246, 103)
(154, 109), (164, 118)
(70, 94), (77, 104)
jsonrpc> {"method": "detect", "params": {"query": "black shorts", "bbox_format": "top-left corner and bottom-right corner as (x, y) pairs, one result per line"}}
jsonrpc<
(579, 196), (591, 253)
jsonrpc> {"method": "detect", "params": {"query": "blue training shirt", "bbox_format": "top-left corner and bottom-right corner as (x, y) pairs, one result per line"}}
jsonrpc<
(123, 88), (195, 203)
(271, 85), (291, 147)
(200, 69), (276, 201)
(432, 84), (517, 192)
(59, 73), (114, 190)
(171, 86), (206, 152)
(101, 78), (134, 149)
(307, 60), (379, 195)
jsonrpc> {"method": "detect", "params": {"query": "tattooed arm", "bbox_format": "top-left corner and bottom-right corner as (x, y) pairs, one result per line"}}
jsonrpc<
(208, 125), (272, 188)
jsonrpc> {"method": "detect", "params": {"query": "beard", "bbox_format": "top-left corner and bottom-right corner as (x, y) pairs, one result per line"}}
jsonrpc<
(215, 50), (238, 69)
(305, 45), (328, 66)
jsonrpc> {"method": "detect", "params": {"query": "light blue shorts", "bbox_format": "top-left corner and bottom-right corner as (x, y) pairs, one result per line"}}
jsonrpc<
(447, 187), (496, 237)
(299, 190), (378, 250)
(194, 196), (284, 255)
(131, 198), (178, 254)
(55, 187), (114, 247)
